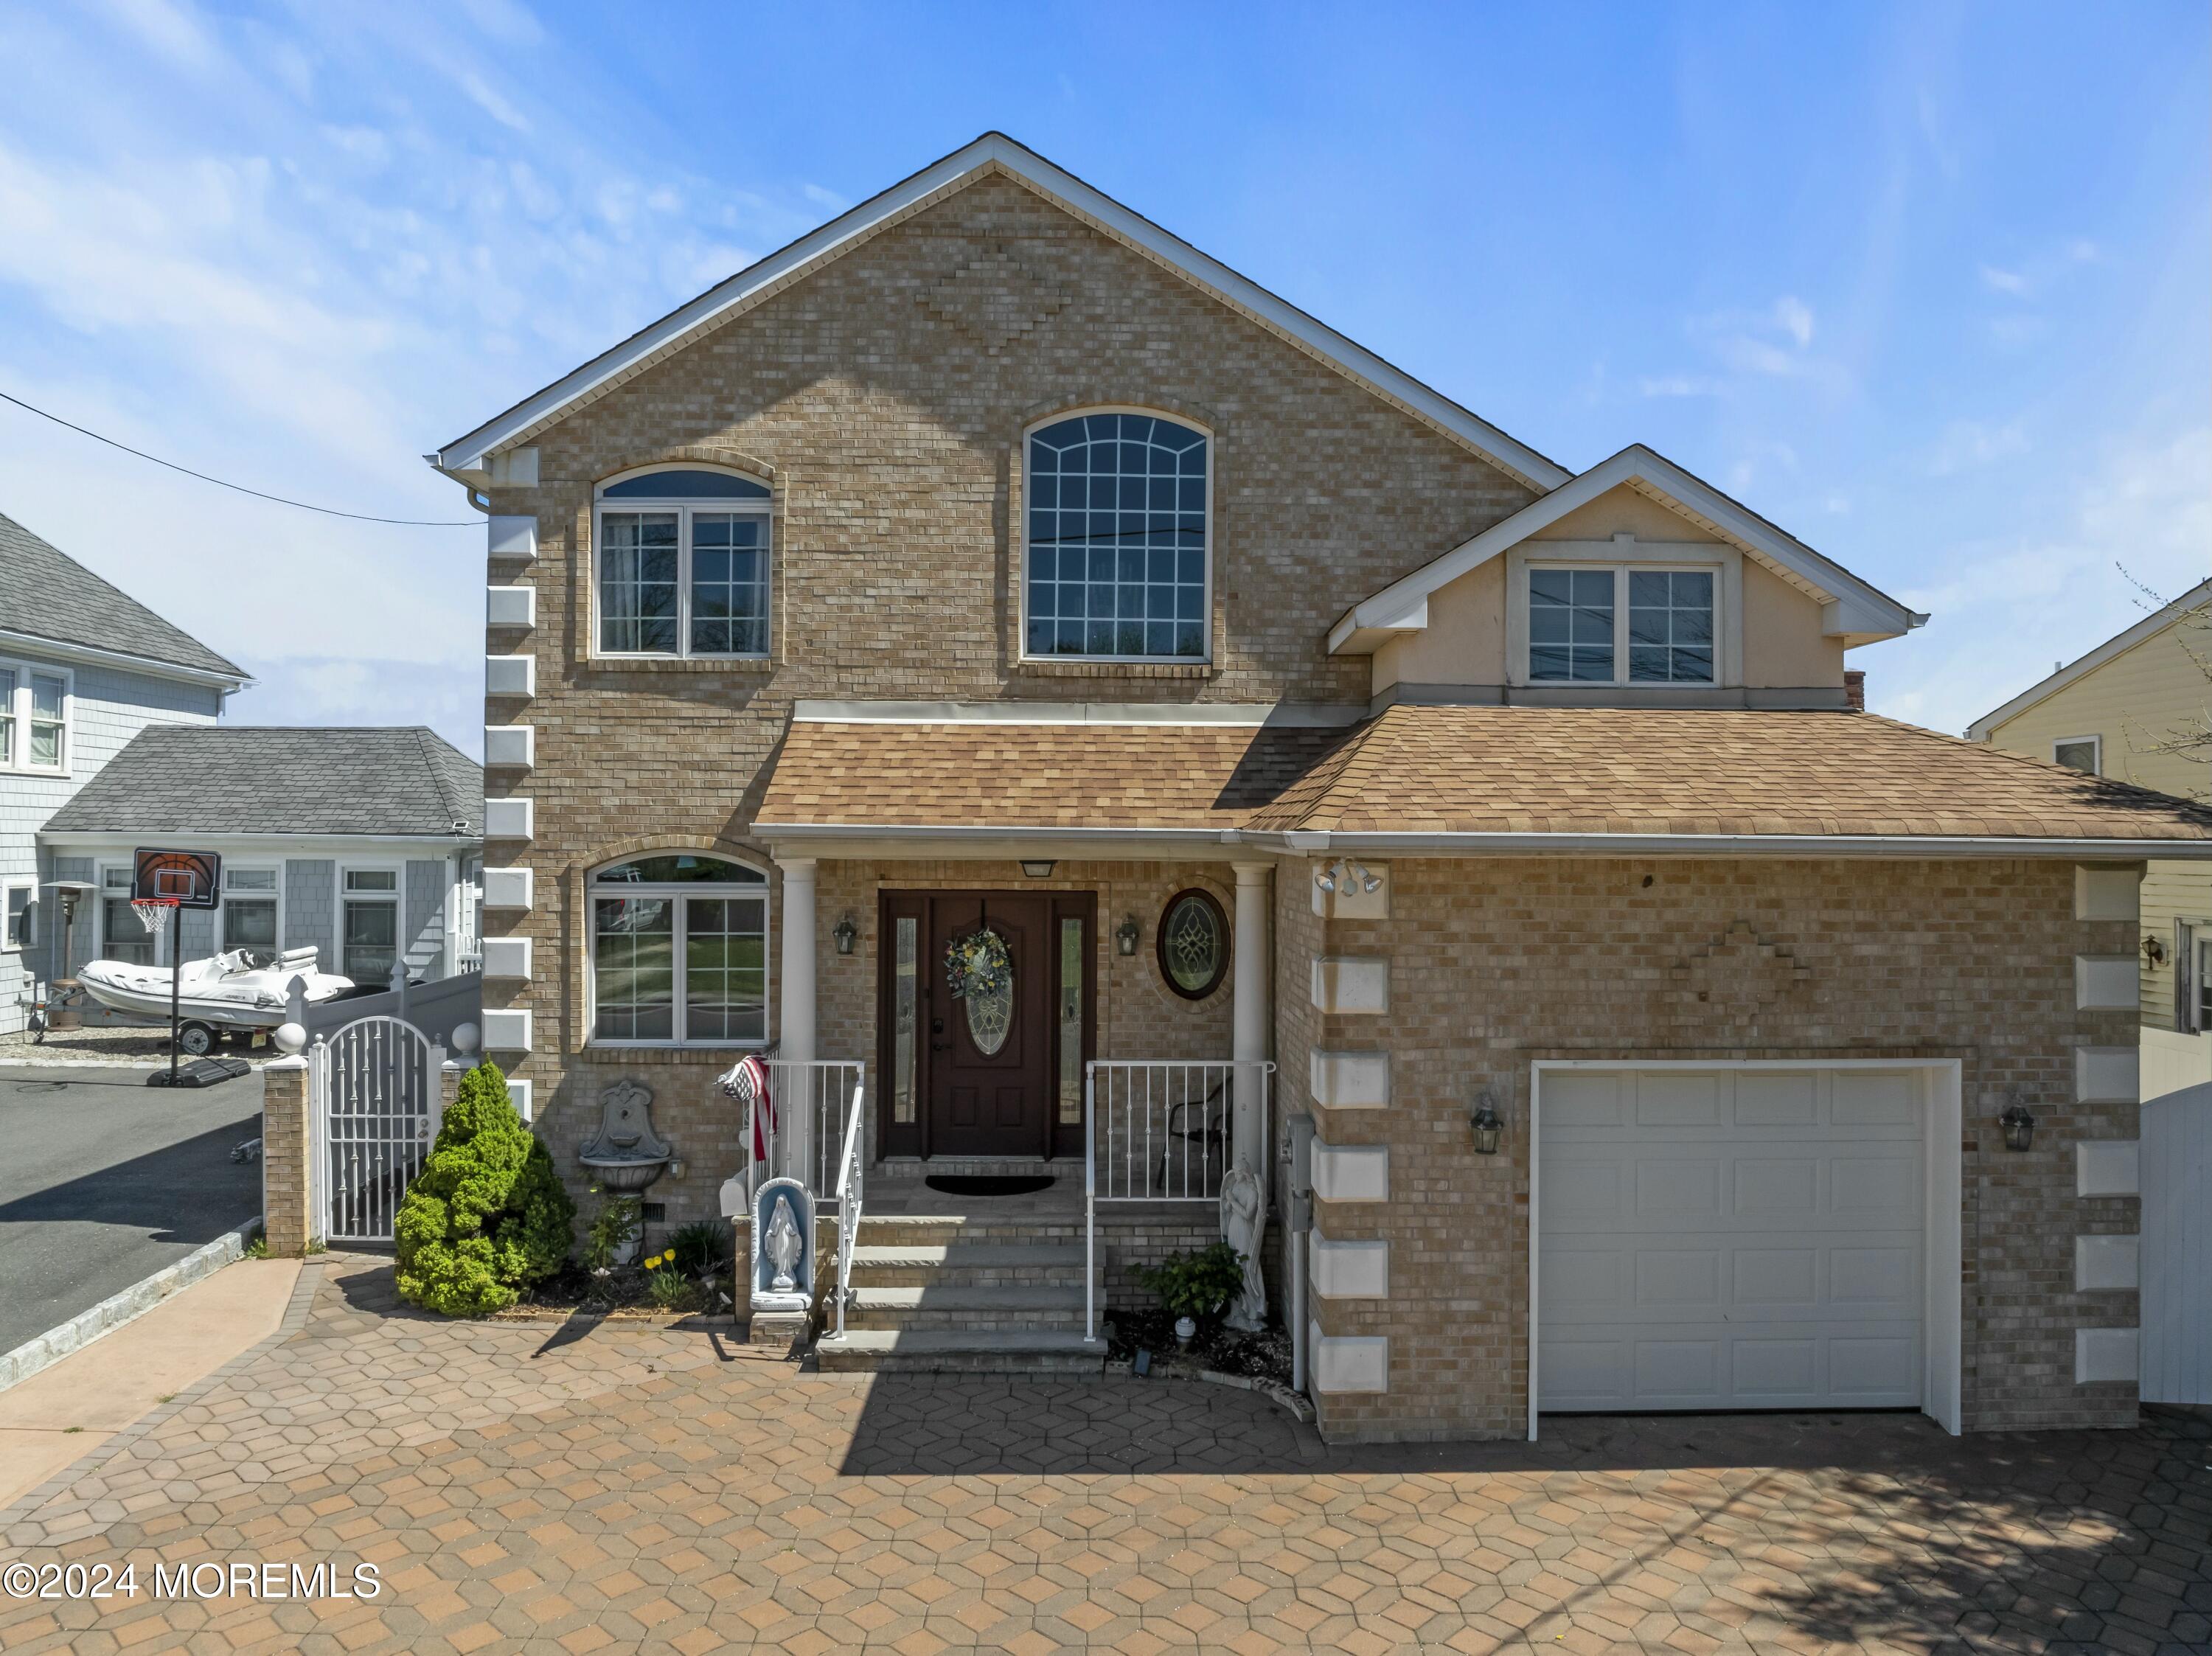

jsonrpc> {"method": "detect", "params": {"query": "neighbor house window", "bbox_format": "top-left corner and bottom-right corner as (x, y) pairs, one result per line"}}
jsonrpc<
(589, 854), (767, 1046)
(222, 867), (279, 953)
(594, 467), (771, 658)
(1528, 567), (1716, 686)
(2053, 737), (2101, 776)
(0, 662), (69, 772)
(1024, 411), (1209, 660)
(341, 869), (399, 989)
(3, 883), (32, 952)
(100, 866), (154, 965)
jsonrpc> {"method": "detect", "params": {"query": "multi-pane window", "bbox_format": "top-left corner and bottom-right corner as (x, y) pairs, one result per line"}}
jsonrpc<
(590, 855), (767, 1046)
(342, 869), (399, 989)
(101, 866), (154, 966)
(595, 469), (771, 658)
(223, 867), (279, 953)
(1528, 566), (1717, 686)
(1025, 411), (1208, 659)
(0, 663), (69, 771)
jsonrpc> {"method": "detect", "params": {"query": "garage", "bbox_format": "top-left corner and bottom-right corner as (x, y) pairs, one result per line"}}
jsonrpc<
(1532, 1061), (1961, 1434)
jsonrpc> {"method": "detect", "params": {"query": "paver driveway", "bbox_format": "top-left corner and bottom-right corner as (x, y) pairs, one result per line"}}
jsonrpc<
(1, 1256), (2207, 1655)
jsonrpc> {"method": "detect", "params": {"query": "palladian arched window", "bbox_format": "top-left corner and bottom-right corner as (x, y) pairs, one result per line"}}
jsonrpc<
(589, 853), (767, 1046)
(1024, 411), (1209, 661)
(594, 467), (771, 658)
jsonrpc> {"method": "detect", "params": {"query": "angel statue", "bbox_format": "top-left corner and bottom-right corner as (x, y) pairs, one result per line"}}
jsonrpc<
(765, 1196), (803, 1293)
(1218, 1160), (1268, 1332)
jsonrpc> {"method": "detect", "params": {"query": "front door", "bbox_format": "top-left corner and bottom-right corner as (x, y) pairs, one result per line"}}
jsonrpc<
(877, 891), (1093, 1161)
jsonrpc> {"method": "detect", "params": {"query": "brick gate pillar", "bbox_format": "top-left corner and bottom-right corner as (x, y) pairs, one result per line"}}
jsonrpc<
(262, 1029), (313, 1259)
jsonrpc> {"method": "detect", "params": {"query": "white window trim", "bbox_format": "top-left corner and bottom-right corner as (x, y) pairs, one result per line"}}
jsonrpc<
(1, 879), (34, 954)
(585, 854), (772, 1049)
(2052, 734), (2102, 776)
(1017, 405), (1216, 667)
(218, 866), (284, 955)
(589, 465), (773, 661)
(96, 861), (158, 964)
(1506, 540), (1739, 689)
(336, 861), (405, 989)
(0, 658), (73, 775)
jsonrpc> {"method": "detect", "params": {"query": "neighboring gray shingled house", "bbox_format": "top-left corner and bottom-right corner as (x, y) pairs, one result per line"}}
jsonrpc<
(1, 512), (249, 1036)
(40, 727), (484, 992)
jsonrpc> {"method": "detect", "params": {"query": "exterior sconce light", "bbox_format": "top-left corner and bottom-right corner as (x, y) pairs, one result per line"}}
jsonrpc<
(832, 916), (858, 956)
(1315, 858), (1382, 896)
(1470, 1090), (1504, 1155)
(1998, 1100), (2036, 1152)
(1020, 860), (1057, 879)
(1114, 914), (1141, 956)
(2143, 933), (2168, 967)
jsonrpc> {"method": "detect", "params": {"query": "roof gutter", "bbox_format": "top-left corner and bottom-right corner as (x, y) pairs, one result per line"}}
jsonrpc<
(0, 628), (249, 691)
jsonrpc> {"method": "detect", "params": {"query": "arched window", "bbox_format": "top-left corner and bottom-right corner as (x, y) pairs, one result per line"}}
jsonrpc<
(1024, 411), (1209, 661)
(594, 467), (771, 658)
(589, 853), (768, 1046)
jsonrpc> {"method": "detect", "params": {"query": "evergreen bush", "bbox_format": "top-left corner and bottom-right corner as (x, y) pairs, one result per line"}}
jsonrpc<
(394, 1061), (575, 1315)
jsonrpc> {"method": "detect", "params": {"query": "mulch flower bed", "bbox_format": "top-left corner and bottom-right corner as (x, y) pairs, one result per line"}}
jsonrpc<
(489, 1261), (737, 1323)
(1103, 1307), (1293, 1388)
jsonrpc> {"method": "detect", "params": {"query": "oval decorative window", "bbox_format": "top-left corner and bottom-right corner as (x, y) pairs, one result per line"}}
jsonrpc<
(966, 973), (1014, 1055)
(1157, 888), (1229, 1001)
(947, 926), (1015, 1056)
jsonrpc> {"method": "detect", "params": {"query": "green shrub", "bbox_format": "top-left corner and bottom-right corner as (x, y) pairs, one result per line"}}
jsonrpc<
(667, 1219), (731, 1277)
(582, 1191), (642, 1273)
(394, 1062), (576, 1316)
(1136, 1242), (1246, 1325)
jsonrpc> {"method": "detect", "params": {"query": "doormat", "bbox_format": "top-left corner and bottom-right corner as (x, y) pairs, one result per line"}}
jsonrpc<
(924, 1175), (1056, 1197)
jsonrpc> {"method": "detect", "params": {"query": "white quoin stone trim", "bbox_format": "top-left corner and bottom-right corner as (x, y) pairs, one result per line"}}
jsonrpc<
(1308, 1230), (1389, 1298)
(487, 515), (538, 563)
(481, 1008), (532, 1052)
(1308, 1325), (1388, 1393)
(2076, 1140), (2140, 1197)
(2074, 1234), (2139, 1291)
(2076, 1046), (2140, 1104)
(2074, 866), (2140, 922)
(481, 867), (533, 910)
(484, 725), (535, 768)
(1309, 1049), (1390, 1110)
(2075, 1326), (2139, 1385)
(2074, 956), (2139, 1011)
(484, 798), (535, 841)
(486, 585), (537, 629)
(1310, 957), (1388, 1015)
(1311, 861), (1390, 919)
(507, 1079), (533, 1121)
(479, 937), (532, 980)
(1310, 1140), (1388, 1202)
(486, 654), (535, 698)
(487, 446), (538, 487)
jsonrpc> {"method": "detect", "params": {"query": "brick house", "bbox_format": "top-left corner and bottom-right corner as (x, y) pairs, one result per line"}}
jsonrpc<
(428, 133), (2212, 1443)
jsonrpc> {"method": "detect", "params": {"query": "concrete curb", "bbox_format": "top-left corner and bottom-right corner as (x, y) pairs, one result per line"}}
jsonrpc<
(0, 1217), (262, 1394)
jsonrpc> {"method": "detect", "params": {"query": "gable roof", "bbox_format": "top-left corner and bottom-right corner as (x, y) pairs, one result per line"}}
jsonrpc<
(1325, 445), (1925, 654)
(0, 511), (247, 685)
(1965, 577), (2212, 741)
(430, 132), (1572, 493)
(42, 726), (482, 839)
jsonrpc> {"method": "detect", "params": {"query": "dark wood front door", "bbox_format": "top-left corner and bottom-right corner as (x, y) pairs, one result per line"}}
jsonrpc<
(877, 891), (1093, 1161)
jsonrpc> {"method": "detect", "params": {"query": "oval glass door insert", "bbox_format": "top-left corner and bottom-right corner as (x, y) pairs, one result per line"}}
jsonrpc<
(965, 955), (1014, 1055)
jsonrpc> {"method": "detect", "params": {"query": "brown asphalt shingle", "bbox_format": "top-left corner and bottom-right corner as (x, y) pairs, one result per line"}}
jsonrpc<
(757, 705), (2212, 843)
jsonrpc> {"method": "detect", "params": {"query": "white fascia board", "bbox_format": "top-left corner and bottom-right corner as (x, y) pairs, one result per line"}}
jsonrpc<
(1326, 445), (1923, 656)
(1966, 576), (2212, 740)
(430, 133), (1571, 492)
(1239, 829), (2212, 860)
(0, 628), (250, 691)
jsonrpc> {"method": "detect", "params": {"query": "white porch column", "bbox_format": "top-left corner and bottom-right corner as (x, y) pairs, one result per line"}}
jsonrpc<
(1231, 860), (1273, 1178)
(777, 857), (817, 1183)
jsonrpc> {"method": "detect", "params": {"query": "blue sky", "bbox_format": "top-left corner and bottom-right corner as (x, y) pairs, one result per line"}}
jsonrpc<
(0, 0), (2204, 756)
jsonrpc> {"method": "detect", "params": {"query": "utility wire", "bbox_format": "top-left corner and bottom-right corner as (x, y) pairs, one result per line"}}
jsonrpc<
(0, 389), (481, 526)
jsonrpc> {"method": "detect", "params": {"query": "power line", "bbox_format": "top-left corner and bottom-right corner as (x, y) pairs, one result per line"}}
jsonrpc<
(0, 389), (481, 526)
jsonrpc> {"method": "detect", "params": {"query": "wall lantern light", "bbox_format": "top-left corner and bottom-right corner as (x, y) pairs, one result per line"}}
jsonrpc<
(832, 915), (858, 956)
(2143, 933), (2169, 967)
(1470, 1090), (1504, 1155)
(1315, 858), (1382, 896)
(1020, 860), (1057, 879)
(1114, 914), (1141, 956)
(1998, 1100), (2036, 1152)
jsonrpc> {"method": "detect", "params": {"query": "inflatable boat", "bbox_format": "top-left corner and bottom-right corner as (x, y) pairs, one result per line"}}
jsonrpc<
(77, 947), (356, 1051)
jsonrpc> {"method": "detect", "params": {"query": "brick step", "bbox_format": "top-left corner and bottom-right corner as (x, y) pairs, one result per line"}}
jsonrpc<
(847, 1242), (1091, 1288)
(843, 1284), (1091, 1332)
(853, 1215), (1086, 1248)
(814, 1328), (1107, 1375)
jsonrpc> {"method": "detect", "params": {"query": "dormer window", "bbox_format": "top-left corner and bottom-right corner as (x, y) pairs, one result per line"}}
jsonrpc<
(1527, 566), (1715, 686)
(594, 467), (771, 658)
(1024, 411), (1210, 661)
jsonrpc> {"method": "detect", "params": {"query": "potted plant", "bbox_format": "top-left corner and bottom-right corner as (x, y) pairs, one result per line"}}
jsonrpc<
(1136, 1242), (1248, 1348)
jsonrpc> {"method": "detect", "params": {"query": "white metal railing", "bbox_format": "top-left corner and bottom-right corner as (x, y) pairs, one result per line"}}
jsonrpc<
(830, 1080), (867, 1337)
(318, 1015), (444, 1243)
(743, 1059), (866, 1209)
(1084, 1059), (1274, 1340)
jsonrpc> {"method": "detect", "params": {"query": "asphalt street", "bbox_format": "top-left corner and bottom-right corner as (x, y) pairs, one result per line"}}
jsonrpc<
(0, 1064), (264, 1356)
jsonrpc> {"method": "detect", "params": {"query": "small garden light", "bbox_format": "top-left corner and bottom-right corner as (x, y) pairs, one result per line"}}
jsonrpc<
(1999, 1100), (2036, 1152)
(1470, 1090), (1504, 1155)
(832, 915), (858, 956)
(1115, 914), (1141, 956)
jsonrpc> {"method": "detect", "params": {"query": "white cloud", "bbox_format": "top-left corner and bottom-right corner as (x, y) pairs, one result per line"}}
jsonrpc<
(1773, 296), (1814, 347)
(1925, 418), (2028, 476)
(99, 0), (220, 72)
(1638, 375), (1722, 398)
(1978, 263), (2029, 296)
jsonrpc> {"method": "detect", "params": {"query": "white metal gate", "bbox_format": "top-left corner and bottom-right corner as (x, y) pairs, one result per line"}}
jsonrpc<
(311, 1015), (444, 1244)
(2143, 1082), (2212, 1405)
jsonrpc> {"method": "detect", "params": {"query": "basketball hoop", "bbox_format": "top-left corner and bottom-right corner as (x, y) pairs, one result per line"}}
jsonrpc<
(131, 896), (180, 938)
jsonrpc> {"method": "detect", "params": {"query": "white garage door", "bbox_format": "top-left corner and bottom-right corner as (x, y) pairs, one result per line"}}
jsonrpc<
(1538, 1066), (1925, 1413)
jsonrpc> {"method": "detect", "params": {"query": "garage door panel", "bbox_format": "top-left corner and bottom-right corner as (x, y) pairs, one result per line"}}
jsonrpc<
(1541, 1066), (1925, 1413)
(1545, 1072), (1625, 1127)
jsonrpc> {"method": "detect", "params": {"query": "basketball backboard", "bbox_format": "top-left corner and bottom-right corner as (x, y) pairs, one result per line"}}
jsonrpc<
(132, 848), (223, 910)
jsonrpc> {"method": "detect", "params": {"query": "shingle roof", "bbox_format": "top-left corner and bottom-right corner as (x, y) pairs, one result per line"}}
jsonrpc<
(43, 727), (483, 838)
(0, 512), (246, 681)
(757, 705), (2212, 845)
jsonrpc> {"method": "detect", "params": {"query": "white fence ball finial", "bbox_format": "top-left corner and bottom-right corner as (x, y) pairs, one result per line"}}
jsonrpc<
(273, 1022), (307, 1057)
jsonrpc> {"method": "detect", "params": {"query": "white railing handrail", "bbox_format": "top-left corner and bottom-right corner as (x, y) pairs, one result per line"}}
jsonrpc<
(832, 1076), (866, 1338)
(743, 1057), (866, 1208)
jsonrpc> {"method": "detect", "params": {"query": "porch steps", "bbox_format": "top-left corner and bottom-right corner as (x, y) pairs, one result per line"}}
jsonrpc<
(814, 1328), (1106, 1374)
(844, 1284), (1087, 1332)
